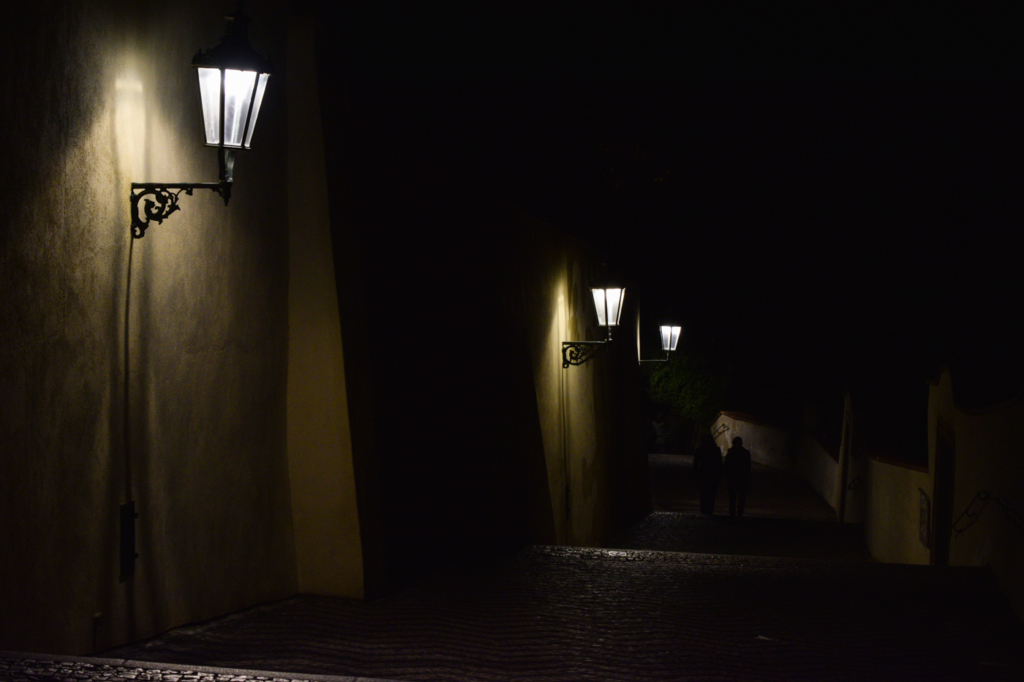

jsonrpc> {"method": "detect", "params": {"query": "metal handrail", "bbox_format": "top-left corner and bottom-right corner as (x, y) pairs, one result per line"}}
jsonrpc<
(952, 490), (1024, 539)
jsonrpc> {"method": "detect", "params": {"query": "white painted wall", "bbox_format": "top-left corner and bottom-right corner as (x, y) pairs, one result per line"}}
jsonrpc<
(712, 412), (791, 470)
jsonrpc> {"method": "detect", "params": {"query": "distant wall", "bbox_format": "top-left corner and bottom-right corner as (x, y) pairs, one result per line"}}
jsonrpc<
(862, 458), (930, 565)
(712, 412), (791, 470)
(0, 1), (295, 654)
(856, 367), (1024, 619)
(793, 433), (840, 511)
(930, 368), (1024, 620)
(510, 219), (650, 548)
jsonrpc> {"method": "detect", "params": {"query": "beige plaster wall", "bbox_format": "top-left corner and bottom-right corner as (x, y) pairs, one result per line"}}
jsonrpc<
(0, 1), (296, 654)
(712, 413), (791, 470)
(930, 369), (1024, 619)
(284, 17), (363, 599)
(862, 458), (931, 565)
(861, 367), (1024, 619)
(512, 227), (642, 547)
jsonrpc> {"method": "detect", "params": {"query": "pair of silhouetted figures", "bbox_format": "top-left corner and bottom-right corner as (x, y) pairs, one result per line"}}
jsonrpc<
(693, 435), (751, 519)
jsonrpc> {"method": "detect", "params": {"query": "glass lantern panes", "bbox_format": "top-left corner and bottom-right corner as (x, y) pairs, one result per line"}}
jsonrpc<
(193, 8), (272, 153)
(591, 287), (625, 327)
(244, 73), (269, 147)
(197, 68), (222, 144)
(660, 325), (682, 352)
(196, 67), (268, 149)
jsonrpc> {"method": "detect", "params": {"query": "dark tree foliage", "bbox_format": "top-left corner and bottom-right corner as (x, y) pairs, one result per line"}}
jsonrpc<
(643, 351), (725, 432)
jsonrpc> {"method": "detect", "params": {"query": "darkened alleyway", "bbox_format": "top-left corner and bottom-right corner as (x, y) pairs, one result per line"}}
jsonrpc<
(4, 456), (1022, 681)
(72, 454), (1021, 680)
(618, 454), (869, 560)
(646, 453), (836, 520)
(80, 548), (1023, 681)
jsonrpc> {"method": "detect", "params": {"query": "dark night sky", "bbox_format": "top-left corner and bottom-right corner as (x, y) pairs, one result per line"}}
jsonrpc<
(321, 5), (1024, 407)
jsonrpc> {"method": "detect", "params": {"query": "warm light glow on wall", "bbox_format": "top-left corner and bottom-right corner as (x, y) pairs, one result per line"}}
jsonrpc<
(114, 73), (146, 177)
(115, 77), (143, 94)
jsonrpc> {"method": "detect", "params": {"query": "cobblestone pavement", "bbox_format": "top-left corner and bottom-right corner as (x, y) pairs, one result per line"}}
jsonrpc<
(9, 459), (1023, 680)
(0, 651), (394, 682)
(614, 511), (871, 561)
(99, 546), (1023, 681)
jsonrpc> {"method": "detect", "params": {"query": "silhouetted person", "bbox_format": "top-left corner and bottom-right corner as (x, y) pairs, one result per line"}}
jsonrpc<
(692, 434), (723, 515)
(724, 436), (752, 519)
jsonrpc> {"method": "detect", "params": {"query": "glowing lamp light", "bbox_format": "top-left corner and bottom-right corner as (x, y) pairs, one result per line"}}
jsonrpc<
(193, 12), (272, 154)
(660, 325), (681, 352)
(563, 285), (627, 367)
(591, 287), (626, 327)
(130, 4), (273, 239)
(196, 67), (269, 149)
(640, 322), (682, 364)
(192, 6), (272, 188)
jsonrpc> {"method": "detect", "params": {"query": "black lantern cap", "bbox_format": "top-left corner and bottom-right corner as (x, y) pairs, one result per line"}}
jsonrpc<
(192, 3), (273, 74)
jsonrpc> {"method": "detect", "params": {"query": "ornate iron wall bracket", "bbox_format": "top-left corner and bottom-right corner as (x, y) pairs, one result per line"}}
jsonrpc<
(952, 489), (1024, 539)
(130, 181), (232, 239)
(562, 341), (606, 368)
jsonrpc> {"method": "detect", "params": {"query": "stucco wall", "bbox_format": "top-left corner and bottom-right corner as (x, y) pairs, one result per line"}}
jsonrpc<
(0, 0), (295, 654)
(510, 221), (649, 548)
(862, 459), (931, 565)
(860, 367), (1024, 620)
(285, 18), (363, 599)
(712, 413), (791, 470)
(929, 369), (1024, 619)
(793, 433), (840, 511)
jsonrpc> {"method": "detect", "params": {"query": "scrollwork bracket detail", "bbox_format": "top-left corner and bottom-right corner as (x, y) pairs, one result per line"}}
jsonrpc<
(562, 341), (605, 368)
(130, 182), (231, 239)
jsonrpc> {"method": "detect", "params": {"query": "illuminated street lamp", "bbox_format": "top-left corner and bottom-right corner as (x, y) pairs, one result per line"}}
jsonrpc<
(640, 324), (682, 363)
(591, 286), (626, 328)
(563, 285), (626, 368)
(193, 8), (272, 189)
(130, 4), (272, 238)
(660, 325), (681, 352)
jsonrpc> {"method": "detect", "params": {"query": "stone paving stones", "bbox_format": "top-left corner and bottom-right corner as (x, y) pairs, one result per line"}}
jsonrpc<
(8, 461), (1023, 680)
(613, 510), (871, 560)
(0, 652), (393, 682)
(97, 546), (1024, 681)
